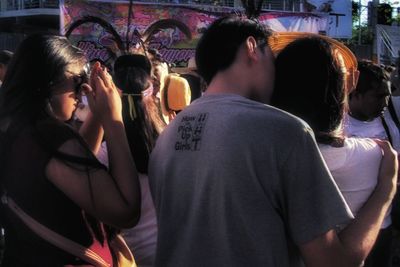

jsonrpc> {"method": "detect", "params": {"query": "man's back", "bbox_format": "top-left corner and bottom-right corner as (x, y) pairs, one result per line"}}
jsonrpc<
(149, 94), (352, 267)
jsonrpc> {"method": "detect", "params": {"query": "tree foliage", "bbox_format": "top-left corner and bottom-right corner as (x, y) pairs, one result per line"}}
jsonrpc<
(349, 1), (373, 45)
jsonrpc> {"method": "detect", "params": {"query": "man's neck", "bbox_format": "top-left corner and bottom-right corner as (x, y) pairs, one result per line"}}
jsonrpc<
(205, 69), (250, 98)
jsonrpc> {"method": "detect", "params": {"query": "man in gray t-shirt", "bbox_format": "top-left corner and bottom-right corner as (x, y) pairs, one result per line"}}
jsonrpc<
(150, 93), (352, 266)
(149, 17), (397, 267)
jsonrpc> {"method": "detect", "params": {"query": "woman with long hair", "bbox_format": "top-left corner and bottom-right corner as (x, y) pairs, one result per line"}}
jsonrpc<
(0, 34), (140, 266)
(113, 54), (166, 267)
(271, 35), (394, 267)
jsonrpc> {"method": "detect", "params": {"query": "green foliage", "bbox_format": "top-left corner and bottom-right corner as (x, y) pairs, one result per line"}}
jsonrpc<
(349, 1), (373, 45)
(352, 1), (360, 24)
(377, 3), (393, 25)
(348, 23), (374, 45)
(394, 13), (400, 25)
(350, 1), (399, 44)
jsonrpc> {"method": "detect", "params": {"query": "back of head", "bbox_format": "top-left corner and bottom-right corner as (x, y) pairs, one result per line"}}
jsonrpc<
(114, 54), (152, 76)
(195, 16), (271, 85)
(271, 37), (345, 144)
(355, 60), (391, 95)
(113, 54), (163, 174)
(113, 54), (152, 95)
(0, 50), (13, 65)
(0, 34), (85, 122)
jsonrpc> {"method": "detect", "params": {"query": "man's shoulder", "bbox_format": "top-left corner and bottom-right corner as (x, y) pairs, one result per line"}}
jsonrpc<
(157, 94), (315, 156)
(187, 94), (310, 130)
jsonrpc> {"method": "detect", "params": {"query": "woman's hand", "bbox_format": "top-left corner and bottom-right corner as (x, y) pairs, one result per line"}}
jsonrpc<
(85, 62), (123, 124)
(47, 62), (140, 228)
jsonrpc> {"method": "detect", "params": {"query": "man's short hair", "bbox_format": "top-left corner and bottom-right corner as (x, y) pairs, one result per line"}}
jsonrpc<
(0, 50), (13, 65)
(355, 60), (391, 94)
(195, 16), (271, 85)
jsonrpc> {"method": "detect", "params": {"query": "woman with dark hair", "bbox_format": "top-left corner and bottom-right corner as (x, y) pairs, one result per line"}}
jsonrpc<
(0, 34), (140, 266)
(271, 35), (394, 267)
(113, 54), (165, 267)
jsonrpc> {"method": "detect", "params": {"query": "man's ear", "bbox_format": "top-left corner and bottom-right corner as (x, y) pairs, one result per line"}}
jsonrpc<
(245, 36), (258, 61)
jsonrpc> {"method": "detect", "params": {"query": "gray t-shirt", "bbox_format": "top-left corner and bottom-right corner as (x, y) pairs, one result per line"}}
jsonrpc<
(149, 94), (353, 267)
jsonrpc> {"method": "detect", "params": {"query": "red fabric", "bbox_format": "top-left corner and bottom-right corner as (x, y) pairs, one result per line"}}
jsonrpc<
(83, 212), (113, 267)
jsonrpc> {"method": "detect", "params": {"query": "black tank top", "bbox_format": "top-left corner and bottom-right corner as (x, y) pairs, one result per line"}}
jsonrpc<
(1, 119), (109, 266)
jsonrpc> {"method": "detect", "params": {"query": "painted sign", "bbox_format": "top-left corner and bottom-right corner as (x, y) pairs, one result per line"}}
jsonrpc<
(60, 0), (329, 68)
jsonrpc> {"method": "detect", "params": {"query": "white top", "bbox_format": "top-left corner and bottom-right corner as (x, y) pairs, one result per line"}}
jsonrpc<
(94, 147), (157, 266)
(344, 114), (388, 141)
(319, 138), (391, 229)
(122, 173), (157, 267)
(344, 97), (400, 152)
(96, 142), (109, 168)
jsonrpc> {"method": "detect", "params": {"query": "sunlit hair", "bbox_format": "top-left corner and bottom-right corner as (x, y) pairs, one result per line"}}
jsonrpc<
(271, 37), (346, 145)
(0, 34), (86, 123)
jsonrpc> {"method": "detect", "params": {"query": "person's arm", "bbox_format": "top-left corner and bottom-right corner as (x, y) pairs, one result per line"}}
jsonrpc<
(300, 140), (397, 267)
(77, 65), (108, 155)
(45, 63), (140, 228)
(78, 110), (104, 155)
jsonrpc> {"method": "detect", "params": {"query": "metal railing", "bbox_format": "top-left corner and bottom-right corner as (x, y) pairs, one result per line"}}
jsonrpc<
(2, 0), (58, 11)
(263, 0), (304, 11)
(113, 0), (303, 10)
(0, 0), (303, 12)
(134, 0), (236, 7)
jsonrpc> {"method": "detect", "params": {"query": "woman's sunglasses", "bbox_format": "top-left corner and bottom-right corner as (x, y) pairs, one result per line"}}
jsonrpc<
(67, 64), (90, 95)
(71, 72), (89, 95)
(49, 64), (90, 95)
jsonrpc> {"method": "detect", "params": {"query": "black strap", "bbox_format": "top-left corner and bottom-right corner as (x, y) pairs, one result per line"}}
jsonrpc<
(388, 98), (400, 130)
(381, 116), (393, 145)
(386, 99), (400, 230)
(381, 98), (400, 146)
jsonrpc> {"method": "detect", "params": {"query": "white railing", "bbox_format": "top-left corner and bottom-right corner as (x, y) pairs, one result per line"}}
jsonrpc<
(134, 0), (235, 7)
(0, 0), (302, 12)
(376, 24), (400, 65)
(263, 0), (303, 11)
(89, 0), (302, 10)
(2, 0), (58, 11)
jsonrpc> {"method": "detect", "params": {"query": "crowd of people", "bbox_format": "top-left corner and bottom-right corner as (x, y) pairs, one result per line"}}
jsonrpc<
(0, 15), (399, 267)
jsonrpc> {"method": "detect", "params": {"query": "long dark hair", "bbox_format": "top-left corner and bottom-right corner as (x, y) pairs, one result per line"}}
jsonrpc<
(271, 37), (345, 145)
(0, 34), (86, 125)
(0, 34), (91, 173)
(0, 34), (112, 244)
(113, 54), (165, 174)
